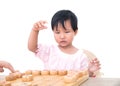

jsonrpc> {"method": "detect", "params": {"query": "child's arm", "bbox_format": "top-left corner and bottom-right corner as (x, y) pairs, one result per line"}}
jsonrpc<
(28, 20), (48, 52)
(0, 60), (15, 73)
(83, 49), (101, 77)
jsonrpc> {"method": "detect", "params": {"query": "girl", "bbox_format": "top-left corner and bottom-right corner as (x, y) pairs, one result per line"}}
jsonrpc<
(28, 10), (100, 77)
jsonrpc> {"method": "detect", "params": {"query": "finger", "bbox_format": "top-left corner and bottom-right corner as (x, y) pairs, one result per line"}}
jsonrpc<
(92, 58), (99, 62)
(41, 20), (48, 24)
(38, 22), (42, 27)
(92, 58), (98, 62)
(34, 23), (39, 28)
(38, 20), (47, 26)
(7, 65), (15, 73)
(0, 66), (3, 68)
(3, 63), (15, 73)
(93, 59), (100, 64)
(94, 63), (101, 66)
(94, 58), (98, 60)
(93, 61), (100, 65)
(90, 60), (95, 64)
(41, 23), (48, 29)
(0, 68), (4, 72)
(96, 67), (101, 70)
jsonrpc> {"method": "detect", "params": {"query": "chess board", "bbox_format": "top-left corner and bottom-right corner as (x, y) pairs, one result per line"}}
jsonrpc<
(0, 70), (89, 86)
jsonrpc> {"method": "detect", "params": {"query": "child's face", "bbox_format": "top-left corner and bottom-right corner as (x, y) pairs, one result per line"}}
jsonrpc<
(53, 20), (77, 48)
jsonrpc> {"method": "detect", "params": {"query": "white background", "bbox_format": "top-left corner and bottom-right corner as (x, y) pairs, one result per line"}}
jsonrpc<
(0, 0), (120, 78)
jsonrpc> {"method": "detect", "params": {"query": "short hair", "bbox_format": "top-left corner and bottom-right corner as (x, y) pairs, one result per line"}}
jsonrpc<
(51, 10), (78, 32)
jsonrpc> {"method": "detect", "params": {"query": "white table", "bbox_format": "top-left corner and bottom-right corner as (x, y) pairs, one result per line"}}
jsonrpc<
(80, 77), (120, 86)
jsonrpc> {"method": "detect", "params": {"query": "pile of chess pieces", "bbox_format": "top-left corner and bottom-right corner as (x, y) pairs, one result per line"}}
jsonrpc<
(0, 69), (89, 86)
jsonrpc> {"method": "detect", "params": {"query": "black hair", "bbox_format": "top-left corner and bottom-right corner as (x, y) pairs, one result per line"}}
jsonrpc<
(51, 10), (78, 32)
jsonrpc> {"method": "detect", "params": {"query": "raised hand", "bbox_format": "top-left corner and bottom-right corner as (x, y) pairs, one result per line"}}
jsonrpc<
(32, 20), (48, 31)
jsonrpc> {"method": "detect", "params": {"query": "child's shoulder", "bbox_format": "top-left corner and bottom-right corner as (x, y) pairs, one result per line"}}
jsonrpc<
(76, 48), (84, 54)
(38, 43), (58, 50)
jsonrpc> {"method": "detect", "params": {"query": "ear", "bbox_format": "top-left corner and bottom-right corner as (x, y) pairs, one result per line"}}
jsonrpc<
(74, 30), (78, 35)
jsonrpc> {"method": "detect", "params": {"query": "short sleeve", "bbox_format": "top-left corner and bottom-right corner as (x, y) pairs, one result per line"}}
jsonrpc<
(35, 44), (50, 62)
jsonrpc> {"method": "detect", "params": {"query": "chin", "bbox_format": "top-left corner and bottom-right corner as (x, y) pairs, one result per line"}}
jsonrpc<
(59, 44), (68, 48)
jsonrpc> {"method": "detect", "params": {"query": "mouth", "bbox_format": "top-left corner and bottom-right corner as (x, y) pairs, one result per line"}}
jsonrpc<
(59, 41), (67, 45)
(60, 41), (66, 43)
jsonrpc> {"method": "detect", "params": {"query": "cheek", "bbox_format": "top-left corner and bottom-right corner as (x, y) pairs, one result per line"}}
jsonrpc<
(54, 34), (59, 41)
(67, 34), (75, 40)
(68, 36), (74, 42)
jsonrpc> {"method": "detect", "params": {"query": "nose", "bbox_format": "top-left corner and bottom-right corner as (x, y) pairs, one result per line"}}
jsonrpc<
(60, 33), (65, 39)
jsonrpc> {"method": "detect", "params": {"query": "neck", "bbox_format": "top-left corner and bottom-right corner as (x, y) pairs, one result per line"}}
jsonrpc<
(58, 44), (73, 49)
(58, 45), (78, 54)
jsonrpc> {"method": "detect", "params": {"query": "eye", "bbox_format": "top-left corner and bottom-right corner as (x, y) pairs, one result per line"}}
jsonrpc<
(65, 31), (70, 33)
(55, 31), (60, 34)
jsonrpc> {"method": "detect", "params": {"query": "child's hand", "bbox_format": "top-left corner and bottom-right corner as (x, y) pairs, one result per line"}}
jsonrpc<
(0, 61), (15, 73)
(88, 58), (101, 73)
(32, 20), (48, 31)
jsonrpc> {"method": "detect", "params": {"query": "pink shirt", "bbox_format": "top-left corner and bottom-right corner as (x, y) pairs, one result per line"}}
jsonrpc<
(35, 44), (89, 71)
